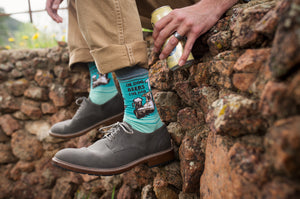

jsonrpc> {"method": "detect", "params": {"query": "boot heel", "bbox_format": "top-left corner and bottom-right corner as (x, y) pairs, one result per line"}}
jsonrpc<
(147, 149), (175, 167)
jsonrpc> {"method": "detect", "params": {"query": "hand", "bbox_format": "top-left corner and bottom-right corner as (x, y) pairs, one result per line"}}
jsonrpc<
(46, 0), (64, 23)
(152, 0), (237, 66)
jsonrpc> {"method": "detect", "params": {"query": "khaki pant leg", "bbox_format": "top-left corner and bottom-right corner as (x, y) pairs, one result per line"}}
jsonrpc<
(68, 0), (94, 70)
(136, 0), (199, 29)
(75, 0), (148, 74)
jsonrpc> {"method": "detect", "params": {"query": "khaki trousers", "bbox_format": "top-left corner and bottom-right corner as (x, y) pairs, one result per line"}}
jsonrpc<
(68, 0), (198, 74)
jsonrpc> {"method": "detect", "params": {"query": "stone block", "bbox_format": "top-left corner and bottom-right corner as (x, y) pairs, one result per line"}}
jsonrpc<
(41, 102), (57, 114)
(24, 86), (48, 101)
(11, 130), (44, 161)
(177, 108), (205, 131)
(231, 1), (276, 48)
(54, 65), (69, 79)
(259, 81), (298, 119)
(174, 81), (194, 106)
(149, 60), (173, 90)
(207, 31), (231, 55)
(200, 131), (267, 199)
(179, 135), (205, 193)
(153, 162), (182, 199)
(51, 177), (78, 199)
(232, 73), (256, 92)
(264, 116), (300, 177)
(9, 161), (35, 181)
(154, 91), (182, 122)
(233, 48), (271, 73)
(0, 114), (21, 136)
(5, 78), (29, 97)
(49, 85), (73, 107)
(20, 100), (42, 120)
(269, 0), (300, 78)
(34, 70), (54, 87)
(25, 120), (51, 141)
(0, 143), (18, 164)
(167, 122), (184, 146)
(192, 86), (219, 114)
(207, 94), (267, 137)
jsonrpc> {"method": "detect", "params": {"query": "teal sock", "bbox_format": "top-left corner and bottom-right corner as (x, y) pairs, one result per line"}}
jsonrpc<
(88, 62), (118, 105)
(115, 66), (164, 133)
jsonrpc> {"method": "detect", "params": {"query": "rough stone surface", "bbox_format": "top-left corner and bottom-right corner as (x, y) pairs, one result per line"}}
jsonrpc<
(0, 143), (17, 164)
(177, 107), (205, 130)
(264, 116), (300, 177)
(207, 31), (231, 55)
(259, 80), (299, 119)
(51, 177), (78, 199)
(232, 73), (257, 92)
(20, 99), (42, 120)
(179, 134), (205, 193)
(49, 85), (73, 107)
(24, 86), (48, 101)
(207, 94), (267, 137)
(231, 1), (276, 48)
(269, 0), (300, 78)
(0, 114), (21, 136)
(0, 0), (299, 198)
(34, 70), (54, 87)
(11, 130), (44, 161)
(154, 91), (182, 122)
(233, 48), (271, 73)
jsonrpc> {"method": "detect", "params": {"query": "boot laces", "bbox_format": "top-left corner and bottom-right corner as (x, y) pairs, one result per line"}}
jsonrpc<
(74, 97), (87, 112)
(100, 122), (133, 141)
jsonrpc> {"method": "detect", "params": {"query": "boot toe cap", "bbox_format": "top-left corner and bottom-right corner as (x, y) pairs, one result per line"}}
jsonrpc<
(50, 120), (71, 134)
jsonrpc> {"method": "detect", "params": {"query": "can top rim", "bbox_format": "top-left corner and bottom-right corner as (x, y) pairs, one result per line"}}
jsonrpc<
(151, 5), (172, 16)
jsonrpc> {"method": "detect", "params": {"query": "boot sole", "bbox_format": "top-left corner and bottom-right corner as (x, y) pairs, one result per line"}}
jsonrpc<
(49, 112), (124, 139)
(52, 147), (175, 176)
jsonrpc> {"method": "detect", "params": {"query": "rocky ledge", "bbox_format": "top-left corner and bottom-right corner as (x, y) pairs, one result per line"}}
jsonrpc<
(0, 0), (299, 198)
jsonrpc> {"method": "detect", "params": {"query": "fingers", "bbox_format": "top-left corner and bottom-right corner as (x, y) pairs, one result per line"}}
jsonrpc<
(152, 15), (174, 53)
(158, 33), (180, 60)
(178, 35), (197, 66)
(152, 12), (173, 39)
(158, 21), (190, 60)
(46, 0), (63, 23)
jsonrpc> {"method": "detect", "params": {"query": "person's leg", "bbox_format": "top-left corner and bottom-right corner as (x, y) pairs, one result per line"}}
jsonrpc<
(52, 0), (174, 175)
(68, 0), (119, 106)
(115, 66), (164, 133)
(49, 0), (124, 138)
(88, 62), (118, 105)
(74, 0), (149, 74)
(72, 0), (164, 133)
(67, 0), (93, 68)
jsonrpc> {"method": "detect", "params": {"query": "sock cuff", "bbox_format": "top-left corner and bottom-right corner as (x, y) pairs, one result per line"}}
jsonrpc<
(115, 65), (148, 81)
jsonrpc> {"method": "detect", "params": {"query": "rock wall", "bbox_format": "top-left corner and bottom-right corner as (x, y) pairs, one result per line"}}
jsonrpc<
(0, 0), (299, 198)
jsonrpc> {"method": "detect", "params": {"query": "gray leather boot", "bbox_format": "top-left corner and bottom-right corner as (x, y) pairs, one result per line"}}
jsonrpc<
(49, 93), (124, 138)
(52, 122), (174, 175)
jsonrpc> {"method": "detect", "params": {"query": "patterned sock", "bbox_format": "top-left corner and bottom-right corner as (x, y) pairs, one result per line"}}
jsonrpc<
(115, 66), (164, 133)
(88, 62), (118, 105)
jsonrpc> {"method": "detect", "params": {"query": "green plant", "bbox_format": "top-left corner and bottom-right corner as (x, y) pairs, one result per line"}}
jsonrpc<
(4, 22), (63, 49)
(111, 185), (116, 199)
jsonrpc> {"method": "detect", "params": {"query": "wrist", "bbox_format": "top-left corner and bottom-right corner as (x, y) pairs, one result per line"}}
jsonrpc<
(195, 0), (238, 19)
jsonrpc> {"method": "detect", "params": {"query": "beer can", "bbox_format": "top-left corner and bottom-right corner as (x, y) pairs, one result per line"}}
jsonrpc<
(151, 6), (194, 71)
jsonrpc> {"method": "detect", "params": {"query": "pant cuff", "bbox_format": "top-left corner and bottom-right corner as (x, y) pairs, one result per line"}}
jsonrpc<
(90, 41), (148, 74)
(69, 48), (94, 71)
